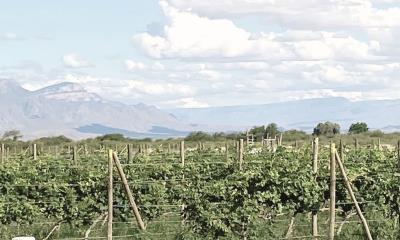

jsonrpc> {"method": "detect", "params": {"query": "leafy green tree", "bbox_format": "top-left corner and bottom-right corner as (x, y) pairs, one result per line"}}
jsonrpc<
(348, 122), (369, 134)
(284, 129), (309, 141)
(2, 129), (22, 141)
(35, 135), (72, 145)
(369, 130), (384, 138)
(96, 133), (126, 141)
(264, 123), (280, 138)
(185, 131), (213, 141)
(249, 126), (266, 141)
(313, 122), (340, 136)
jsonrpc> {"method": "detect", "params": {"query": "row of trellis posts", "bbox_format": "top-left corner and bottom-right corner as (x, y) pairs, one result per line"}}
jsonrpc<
(103, 138), (396, 239)
(1, 137), (400, 239)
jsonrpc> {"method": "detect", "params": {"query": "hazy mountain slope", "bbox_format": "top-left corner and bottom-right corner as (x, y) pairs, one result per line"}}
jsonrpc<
(169, 98), (400, 132)
(2, 79), (399, 139)
(0, 79), (187, 139)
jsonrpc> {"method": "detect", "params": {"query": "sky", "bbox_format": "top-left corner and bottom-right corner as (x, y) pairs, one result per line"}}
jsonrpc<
(1, 0), (400, 108)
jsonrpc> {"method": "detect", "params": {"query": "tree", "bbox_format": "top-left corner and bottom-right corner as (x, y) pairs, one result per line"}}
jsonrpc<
(249, 126), (266, 141)
(264, 123), (280, 138)
(2, 130), (22, 141)
(284, 129), (308, 141)
(96, 133), (126, 141)
(185, 131), (213, 141)
(35, 135), (72, 145)
(348, 122), (369, 134)
(313, 122), (340, 136)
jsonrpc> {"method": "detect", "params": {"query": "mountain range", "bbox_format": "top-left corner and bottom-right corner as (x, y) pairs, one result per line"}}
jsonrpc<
(169, 97), (400, 133)
(1, 79), (399, 139)
(0, 79), (192, 139)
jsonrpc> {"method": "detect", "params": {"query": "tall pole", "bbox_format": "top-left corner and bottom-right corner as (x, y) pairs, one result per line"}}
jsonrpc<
(33, 144), (37, 161)
(239, 139), (244, 170)
(329, 143), (336, 240)
(225, 142), (229, 161)
(107, 150), (113, 240)
(180, 141), (185, 167)
(312, 138), (319, 239)
(127, 144), (133, 164)
(1, 143), (4, 164)
(397, 140), (400, 169)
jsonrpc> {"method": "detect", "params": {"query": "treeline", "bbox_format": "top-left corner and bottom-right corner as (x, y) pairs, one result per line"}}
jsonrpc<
(0, 121), (394, 144)
(184, 121), (389, 142)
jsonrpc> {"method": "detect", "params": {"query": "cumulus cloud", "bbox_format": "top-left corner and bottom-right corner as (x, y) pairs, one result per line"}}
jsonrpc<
(133, 1), (380, 61)
(125, 60), (165, 71)
(6, 0), (399, 108)
(62, 53), (92, 68)
(126, 80), (195, 96)
(165, 0), (400, 28)
(164, 97), (210, 108)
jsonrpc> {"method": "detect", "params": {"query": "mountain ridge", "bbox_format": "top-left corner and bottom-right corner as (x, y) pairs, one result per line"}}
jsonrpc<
(168, 97), (400, 133)
(0, 80), (189, 139)
(1, 79), (399, 139)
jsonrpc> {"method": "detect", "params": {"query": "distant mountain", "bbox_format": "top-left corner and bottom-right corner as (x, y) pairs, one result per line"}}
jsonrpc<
(0, 79), (190, 139)
(2, 79), (399, 139)
(169, 98), (400, 133)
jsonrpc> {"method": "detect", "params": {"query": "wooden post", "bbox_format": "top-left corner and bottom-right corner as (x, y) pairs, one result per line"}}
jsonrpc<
(335, 150), (373, 240)
(55, 146), (59, 158)
(354, 138), (359, 150)
(112, 152), (146, 230)
(397, 140), (400, 169)
(225, 142), (229, 161)
(1, 143), (4, 164)
(377, 138), (381, 151)
(180, 141), (185, 167)
(340, 139), (344, 163)
(168, 143), (171, 154)
(127, 144), (133, 164)
(239, 139), (244, 170)
(329, 143), (336, 240)
(73, 145), (77, 165)
(33, 144), (37, 160)
(312, 138), (319, 239)
(108, 150), (113, 240)
(279, 133), (283, 146)
(180, 140), (186, 222)
(84, 144), (88, 157)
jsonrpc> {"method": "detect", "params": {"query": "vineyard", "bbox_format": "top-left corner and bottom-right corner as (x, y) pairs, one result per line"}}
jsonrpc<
(1, 139), (400, 239)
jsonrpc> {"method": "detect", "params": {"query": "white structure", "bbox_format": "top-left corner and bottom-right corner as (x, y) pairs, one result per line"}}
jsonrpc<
(12, 237), (35, 240)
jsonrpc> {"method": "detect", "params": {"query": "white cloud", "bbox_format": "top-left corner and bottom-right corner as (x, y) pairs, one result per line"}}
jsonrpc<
(126, 80), (195, 96)
(164, 97), (210, 108)
(1, 32), (18, 40)
(133, 2), (379, 61)
(5, 0), (400, 108)
(125, 60), (165, 71)
(165, 0), (400, 28)
(62, 53), (92, 68)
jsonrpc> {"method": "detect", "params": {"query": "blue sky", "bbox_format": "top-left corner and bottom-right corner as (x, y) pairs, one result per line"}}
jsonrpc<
(0, 0), (162, 72)
(1, 0), (400, 108)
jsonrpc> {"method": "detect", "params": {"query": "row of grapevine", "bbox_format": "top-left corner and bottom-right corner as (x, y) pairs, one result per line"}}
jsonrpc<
(0, 140), (399, 239)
